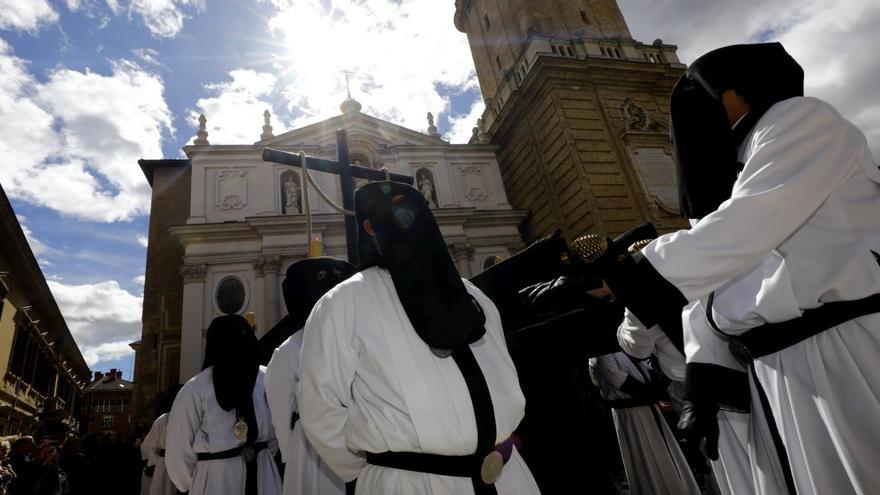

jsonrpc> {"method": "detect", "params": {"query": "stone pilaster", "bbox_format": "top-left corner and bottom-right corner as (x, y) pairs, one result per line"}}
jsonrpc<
(179, 264), (207, 382)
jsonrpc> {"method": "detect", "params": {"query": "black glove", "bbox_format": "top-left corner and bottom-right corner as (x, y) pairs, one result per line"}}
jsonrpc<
(144, 465), (155, 477)
(677, 400), (720, 461)
(518, 275), (603, 314)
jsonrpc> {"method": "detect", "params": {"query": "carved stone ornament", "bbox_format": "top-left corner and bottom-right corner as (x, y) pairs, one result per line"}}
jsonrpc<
(460, 165), (489, 201)
(253, 256), (282, 275)
(618, 97), (667, 132)
(451, 242), (475, 260)
(217, 170), (248, 211)
(180, 264), (208, 283)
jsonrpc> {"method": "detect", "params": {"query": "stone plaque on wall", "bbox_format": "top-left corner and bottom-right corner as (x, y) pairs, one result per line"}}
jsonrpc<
(633, 148), (678, 209)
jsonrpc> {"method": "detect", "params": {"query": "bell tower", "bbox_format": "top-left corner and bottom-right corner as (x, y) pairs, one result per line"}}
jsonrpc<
(455, 0), (688, 239)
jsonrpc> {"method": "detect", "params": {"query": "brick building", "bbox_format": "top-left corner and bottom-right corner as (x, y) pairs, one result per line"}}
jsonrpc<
(81, 369), (134, 436)
(455, 0), (688, 239)
(0, 183), (91, 436)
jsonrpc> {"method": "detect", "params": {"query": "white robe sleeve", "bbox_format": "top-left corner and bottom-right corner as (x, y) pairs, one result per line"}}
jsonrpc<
(165, 380), (202, 493)
(265, 338), (297, 463)
(298, 292), (365, 482)
(141, 416), (162, 467)
(617, 309), (664, 359)
(644, 98), (867, 301)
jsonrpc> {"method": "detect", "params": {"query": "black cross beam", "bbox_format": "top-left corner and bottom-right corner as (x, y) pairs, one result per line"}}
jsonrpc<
(261, 129), (414, 266)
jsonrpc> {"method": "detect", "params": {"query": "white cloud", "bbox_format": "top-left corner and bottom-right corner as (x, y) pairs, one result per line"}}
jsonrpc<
(129, 0), (205, 38)
(618, 0), (880, 156)
(136, 233), (149, 247)
(191, 69), (277, 144)
(447, 97), (484, 144)
(265, 0), (475, 133)
(0, 0), (58, 33)
(132, 274), (145, 284)
(0, 39), (173, 222)
(80, 341), (134, 367)
(132, 47), (166, 70)
(47, 279), (142, 366)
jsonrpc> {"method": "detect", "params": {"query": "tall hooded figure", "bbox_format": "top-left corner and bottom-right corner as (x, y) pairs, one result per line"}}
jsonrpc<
(297, 181), (541, 495)
(166, 314), (283, 495)
(264, 257), (356, 495)
(600, 42), (880, 495)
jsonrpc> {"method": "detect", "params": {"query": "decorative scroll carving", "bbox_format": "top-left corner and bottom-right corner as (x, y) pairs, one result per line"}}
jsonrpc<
(460, 165), (489, 201)
(618, 97), (667, 132)
(217, 170), (248, 211)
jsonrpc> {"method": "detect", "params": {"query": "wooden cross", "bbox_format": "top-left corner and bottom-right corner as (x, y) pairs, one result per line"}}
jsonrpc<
(262, 129), (414, 266)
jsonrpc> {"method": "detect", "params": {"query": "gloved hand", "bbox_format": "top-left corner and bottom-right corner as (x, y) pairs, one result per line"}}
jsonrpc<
(677, 400), (720, 461)
(518, 275), (603, 314)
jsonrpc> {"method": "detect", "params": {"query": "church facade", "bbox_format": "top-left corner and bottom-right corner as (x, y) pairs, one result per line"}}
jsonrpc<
(131, 103), (526, 423)
(455, 0), (688, 240)
(133, 0), (688, 424)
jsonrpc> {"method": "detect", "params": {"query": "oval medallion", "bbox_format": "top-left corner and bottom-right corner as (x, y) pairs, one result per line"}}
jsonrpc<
(233, 419), (248, 439)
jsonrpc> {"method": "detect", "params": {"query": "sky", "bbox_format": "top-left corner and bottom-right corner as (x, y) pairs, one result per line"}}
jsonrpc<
(0, 0), (878, 374)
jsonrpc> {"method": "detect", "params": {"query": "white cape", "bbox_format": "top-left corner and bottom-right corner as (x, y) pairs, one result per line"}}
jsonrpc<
(166, 367), (283, 495)
(265, 330), (346, 495)
(298, 268), (540, 495)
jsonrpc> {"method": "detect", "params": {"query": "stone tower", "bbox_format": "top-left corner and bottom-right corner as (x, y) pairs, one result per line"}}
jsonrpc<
(455, 0), (688, 240)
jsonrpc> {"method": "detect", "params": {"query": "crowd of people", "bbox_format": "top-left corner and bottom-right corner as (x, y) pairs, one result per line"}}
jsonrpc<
(0, 431), (146, 495)
(131, 41), (879, 495)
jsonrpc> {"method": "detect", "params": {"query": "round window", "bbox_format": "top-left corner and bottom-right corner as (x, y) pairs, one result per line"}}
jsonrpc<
(216, 277), (246, 314)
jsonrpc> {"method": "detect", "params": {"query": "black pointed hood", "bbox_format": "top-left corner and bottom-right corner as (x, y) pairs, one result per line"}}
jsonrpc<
(355, 181), (486, 352)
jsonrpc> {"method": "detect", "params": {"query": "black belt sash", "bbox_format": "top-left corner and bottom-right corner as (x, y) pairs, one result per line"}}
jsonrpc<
(367, 344), (501, 494)
(732, 293), (880, 359)
(196, 442), (268, 495)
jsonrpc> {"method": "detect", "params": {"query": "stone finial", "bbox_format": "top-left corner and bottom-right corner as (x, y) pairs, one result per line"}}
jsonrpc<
(194, 114), (209, 145)
(260, 109), (274, 140)
(426, 112), (441, 139)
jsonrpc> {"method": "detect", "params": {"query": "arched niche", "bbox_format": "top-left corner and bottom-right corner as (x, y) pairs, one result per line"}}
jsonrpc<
(415, 167), (439, 208)
(280, 170), (302, 214)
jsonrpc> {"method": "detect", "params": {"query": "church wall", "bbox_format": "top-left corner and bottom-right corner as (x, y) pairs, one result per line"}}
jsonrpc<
(132, 165), (190, 426)
(488, 55), (688, 241)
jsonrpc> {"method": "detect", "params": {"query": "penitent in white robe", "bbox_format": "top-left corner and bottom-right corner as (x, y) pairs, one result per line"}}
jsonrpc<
(141, 413), (177, 495)
(642, 96), (880, 494)
(166, 367), (283, 495)
(298, 267), (541, 495)
(590, 352), (700, 495)
(265, 329), (346, 495)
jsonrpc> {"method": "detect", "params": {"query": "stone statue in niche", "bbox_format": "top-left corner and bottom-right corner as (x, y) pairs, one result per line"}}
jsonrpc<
(281, 172), (302, 214)
(417, 169), (438, 208)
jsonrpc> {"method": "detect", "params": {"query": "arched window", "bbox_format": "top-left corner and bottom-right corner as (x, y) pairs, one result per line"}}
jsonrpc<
(415, 168), (439, 208)
(280, 170), (302, 214)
